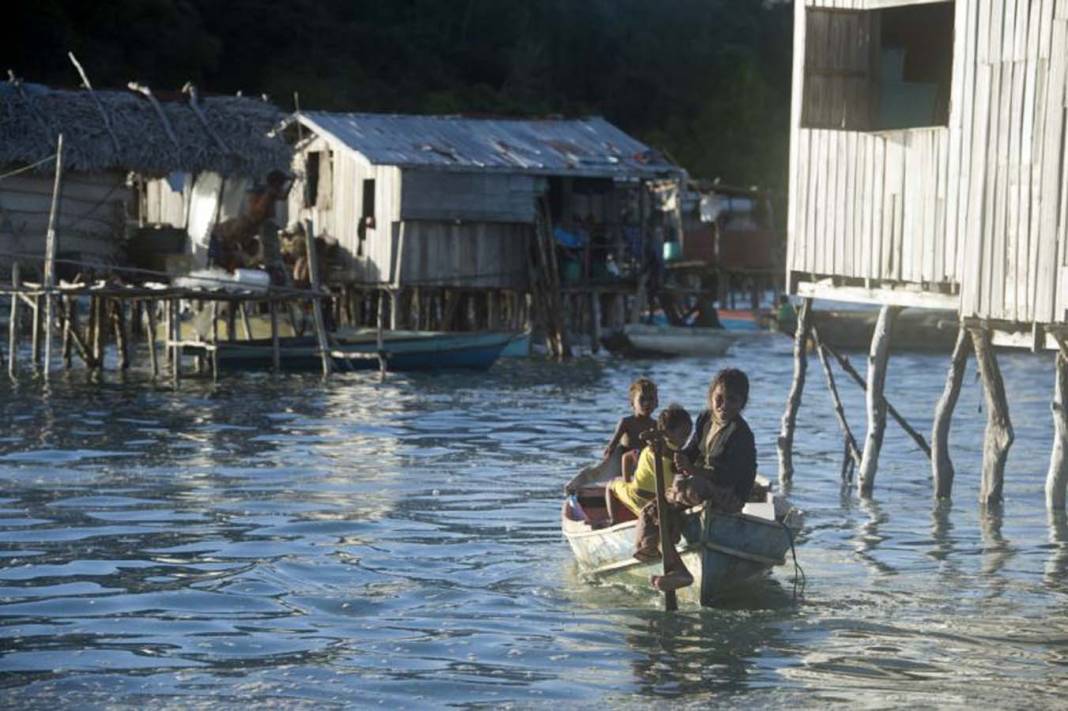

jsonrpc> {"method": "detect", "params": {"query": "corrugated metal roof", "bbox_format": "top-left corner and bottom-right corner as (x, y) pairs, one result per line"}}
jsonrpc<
(296, 112), (684, 179)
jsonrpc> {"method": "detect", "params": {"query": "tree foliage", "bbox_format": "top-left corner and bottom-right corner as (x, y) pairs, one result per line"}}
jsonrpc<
(6, 0), (793, 189)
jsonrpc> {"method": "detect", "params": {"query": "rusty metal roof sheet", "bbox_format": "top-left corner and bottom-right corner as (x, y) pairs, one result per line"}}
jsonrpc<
(295, 112), (684, 179)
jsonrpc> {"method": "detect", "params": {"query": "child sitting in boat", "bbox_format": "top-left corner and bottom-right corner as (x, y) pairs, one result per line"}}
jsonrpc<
(606, 403), (692, 534)
(603, 377), (658, 484)
(636, 368), (757, 592)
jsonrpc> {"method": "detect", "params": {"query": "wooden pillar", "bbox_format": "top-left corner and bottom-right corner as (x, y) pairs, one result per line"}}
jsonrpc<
(302, 219), (332, 377)
(91, 296), (104, 368)
(1046, 340), (1068, 509)
(239, 301), (253, 341)
(376, 288), (387, 378)
(590, 292), (602, 354)
(145, 299), (159, 377)
(486, 290), (499, 331)
(210, 300), (219, 381)
(41, 133), (63, 381)
(171, 299), (182, 387)
(62, 296), (73, 369)
(859, 305), (901, 496)
(812, 326), (861, 482)
(31, 295), (42, 367)
(270, 299), (280, 373)
(226, 301), (237, 342)
(777, 297), (812, 483)
(970, 327), (1013, 506)
(8, 263), (20, 377)
(112, 299), (129, 370)
(932, 328), (971, 499)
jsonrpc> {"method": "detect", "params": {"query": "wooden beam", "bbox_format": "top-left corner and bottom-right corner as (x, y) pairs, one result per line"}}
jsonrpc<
(8, 263), (19, 377)
(932, 328), (971, 499)
(778, 297), (812, 483)
(970, 327), (1014, 506)
(42, 133), (63, 381)
(128, 83), (180, 151)
(812, 325), (862, 482)
(67, 53), (121, 153)
(303, 219), (332, 377)
(859, 305), (902, 496)
(1046, 336), (1068, 510)
(182, 83), (232, 154)
(795, 279), (959, 310)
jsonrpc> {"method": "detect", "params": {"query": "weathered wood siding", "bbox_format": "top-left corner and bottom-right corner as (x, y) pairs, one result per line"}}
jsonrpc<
(0, 171), (130, 273)
(400, 172), (537, 223)
(790, 0), (1068, 327)
(395, 221), (530, 290)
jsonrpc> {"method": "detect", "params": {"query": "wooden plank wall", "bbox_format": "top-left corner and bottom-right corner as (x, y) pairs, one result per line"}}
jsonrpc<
(958, 0), (1068, 324)
(802, 8), (877, 130)
(791, 127), (951, 285)
(0, 172), (130, 273)
(400, 172), (537, 223)
(142, 175), (189, 228)
(397, 221), (530, 290)
(791, 0), (1068, 327)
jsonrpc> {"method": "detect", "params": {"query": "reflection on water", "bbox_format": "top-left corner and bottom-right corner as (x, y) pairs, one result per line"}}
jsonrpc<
(0, 341), (1067, 706)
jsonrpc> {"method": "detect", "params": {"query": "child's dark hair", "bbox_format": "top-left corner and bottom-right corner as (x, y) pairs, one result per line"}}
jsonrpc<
(628, 377), (657, 401)
(657, 403), (692, 432)
(707, 368), (749, 408)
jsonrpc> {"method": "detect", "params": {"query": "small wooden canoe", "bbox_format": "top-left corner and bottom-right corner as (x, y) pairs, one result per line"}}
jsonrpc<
(601, 323), (738, 358)
(562, 458), (801, 606)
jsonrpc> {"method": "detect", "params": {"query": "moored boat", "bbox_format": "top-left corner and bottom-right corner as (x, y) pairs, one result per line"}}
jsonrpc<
(601, 323), (739, 358)
(562, 457), (801, 606)
(198, 329), (517, 372)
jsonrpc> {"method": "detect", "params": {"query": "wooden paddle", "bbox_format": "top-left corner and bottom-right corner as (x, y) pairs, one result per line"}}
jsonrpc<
(646, 429), (679, 611)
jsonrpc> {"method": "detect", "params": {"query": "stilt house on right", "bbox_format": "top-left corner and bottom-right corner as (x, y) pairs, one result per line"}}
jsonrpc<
(784, 0), (1068, 507)
(788, 0), (1068, 347)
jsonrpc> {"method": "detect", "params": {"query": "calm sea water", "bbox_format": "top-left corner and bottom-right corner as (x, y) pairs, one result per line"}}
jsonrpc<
(1, 335), (1067, 708)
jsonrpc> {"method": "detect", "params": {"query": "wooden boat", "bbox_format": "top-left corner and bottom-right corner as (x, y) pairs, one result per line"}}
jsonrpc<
(601, 323), (738, 358)
(562, 457), (801, 606)
(775, 307), (959, 352)
(204, 329), (518, 372)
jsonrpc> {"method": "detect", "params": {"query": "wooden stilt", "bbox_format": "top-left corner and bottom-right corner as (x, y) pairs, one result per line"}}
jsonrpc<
(859, 305), (901, 496)
(145, 299), (159, 377)
(112, 300), (129, 370)
(239, 301), (253, 341)
(302, 219), (332, 378)
(270, 299), (280, 373)
(91, 296), (104, 368)
(590, 292), (602, 354)
(8, 263), (20, 377)
(31, 295), (42, 367)
(376, 288), (387, 378)
(62, 296), (73, 369)
(41, 133), (63, 381)
(486, 290), (498, 331)
(162, 297), (172, 367)
(210, 300), (219, 381)
(226, 301), (236, 342)
(1046, 339), (1068, 509)
(970, 327), (1013, 506)
(171, 299), (182, 387)
(932, 328), (971, 499)
(811, 325), (861, 482)
(777, 297), (812, 483)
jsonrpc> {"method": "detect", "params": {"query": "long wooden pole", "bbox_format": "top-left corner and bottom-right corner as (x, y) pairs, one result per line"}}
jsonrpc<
(824, 343), (931, 458)
(8, 263), (20, 377)
(778, 297), (812, 483)
(970, 327), (1013, 506)
(811, 325), (862, 482)
(145, 299), (159, 377)
(932, 328), (971, 499)
(302, 219), (332, 377)
(270, 299), (280, 373)
(649, 431), (678, 612)
(1046, 337), (1068, 509)
(42, 133), (63, 380)
(859, 305), (901, 496)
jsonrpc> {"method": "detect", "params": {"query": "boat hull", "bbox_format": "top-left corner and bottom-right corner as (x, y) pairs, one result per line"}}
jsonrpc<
(207, 330), (516, 372)
(602, 323), (736, 358)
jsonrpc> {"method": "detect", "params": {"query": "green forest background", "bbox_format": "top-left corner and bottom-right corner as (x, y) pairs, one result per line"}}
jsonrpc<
(7, 0), (794, 191)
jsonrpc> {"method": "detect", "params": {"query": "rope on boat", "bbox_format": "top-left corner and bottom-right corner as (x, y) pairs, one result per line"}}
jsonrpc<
(783, 522), (806, 600)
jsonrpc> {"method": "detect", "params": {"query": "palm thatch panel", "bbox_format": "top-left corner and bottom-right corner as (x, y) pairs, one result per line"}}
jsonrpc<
(0, 82), (291, 178)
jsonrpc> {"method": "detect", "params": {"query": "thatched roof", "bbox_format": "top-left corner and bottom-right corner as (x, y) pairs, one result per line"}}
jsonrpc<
(0, 81), (291, 178)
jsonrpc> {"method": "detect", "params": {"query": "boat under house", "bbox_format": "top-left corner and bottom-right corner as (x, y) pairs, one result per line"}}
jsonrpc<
(282, 112), (686, 356)
(782, 0), (1068, 508)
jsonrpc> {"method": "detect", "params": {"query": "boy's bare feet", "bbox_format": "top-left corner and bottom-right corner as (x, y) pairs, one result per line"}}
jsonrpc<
(650, 570), (694, 592)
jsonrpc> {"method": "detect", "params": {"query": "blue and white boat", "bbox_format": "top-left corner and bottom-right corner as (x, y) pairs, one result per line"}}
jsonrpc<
(562, 458), (801, 606)
(209, 329), (518, 372)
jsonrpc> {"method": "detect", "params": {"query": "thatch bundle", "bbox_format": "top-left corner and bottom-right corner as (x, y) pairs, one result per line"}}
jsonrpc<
(0, 81), (291, 178)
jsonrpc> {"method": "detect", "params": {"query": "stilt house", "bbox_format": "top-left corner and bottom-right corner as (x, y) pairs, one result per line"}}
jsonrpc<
(784, 0), (1068, 507)
(285, 112), (684, 291)
(0, 80), (290, 279)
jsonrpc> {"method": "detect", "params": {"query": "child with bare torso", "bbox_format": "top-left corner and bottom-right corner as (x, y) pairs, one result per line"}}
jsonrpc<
(603, 377), (658, 479)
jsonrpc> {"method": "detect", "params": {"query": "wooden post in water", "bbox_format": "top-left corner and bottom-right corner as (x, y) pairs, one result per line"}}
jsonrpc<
(302, 219), (332, 377)
(210, 300), (220, 381)
(859, 305), (901, 496)
(970, 327), (1013, 505)
(61, 296), (73, 369)
(91, 296), (104, 369)
(42, 133), (63, 381)
(31, 295), (41, 367)
(8, 263), (20, 377)
(270, 299), (280, 373)
(649, 430), (678, 612)
(112, 299), (129, 370)
(777, 297), (812, 483)
(1046, 338), (1068, 509)
(590, 292), (602, 354)
(811, 325), (861, 482)
(145, 299), (159, 377)
(932, 328), (971, 499)
(376, 287), (387, 378)
(171, 298), (182, 387)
